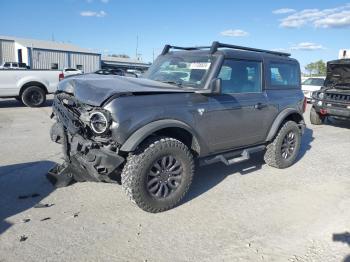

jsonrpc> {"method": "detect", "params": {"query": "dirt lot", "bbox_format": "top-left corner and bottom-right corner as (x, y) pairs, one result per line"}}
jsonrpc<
(0, 98), (350, 262)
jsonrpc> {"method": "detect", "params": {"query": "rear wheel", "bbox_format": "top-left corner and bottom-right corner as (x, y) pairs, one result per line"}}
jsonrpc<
(310, 107), (324, 125)
(121, 137), (194, 213)
(21, 86), (46, 107)
(264, 121), (301, 169)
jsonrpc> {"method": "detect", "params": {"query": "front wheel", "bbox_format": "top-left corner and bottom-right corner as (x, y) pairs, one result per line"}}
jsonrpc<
(310, 107), (324, 125)
(121, 137), (194, 213)
(264, 121), (302, 169)
(21, 86), (46, 107)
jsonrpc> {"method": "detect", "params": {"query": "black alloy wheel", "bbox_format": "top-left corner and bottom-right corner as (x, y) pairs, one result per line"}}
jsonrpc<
(147, 155), (183, 199)
(281, 131), (296, 159)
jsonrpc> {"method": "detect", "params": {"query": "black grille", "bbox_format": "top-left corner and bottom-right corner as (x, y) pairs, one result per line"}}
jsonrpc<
(53, 94), (83, 135)
(324, 92), (350, 102)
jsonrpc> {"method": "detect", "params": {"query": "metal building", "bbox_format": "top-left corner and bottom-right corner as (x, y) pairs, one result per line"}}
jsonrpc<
(0, 39), (15, 63)
(0, 35), (101, 72)
(101, 55), (150, 72)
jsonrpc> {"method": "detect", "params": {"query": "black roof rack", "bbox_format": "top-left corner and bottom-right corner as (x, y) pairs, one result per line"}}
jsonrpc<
(161, 41), (291, 57)
(161, 45), (211, 55)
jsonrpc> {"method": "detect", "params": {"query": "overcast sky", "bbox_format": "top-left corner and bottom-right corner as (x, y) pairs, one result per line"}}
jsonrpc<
(1, 0), (350, 69)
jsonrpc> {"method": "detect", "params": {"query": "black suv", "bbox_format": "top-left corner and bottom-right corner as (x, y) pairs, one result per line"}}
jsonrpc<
(310, 59), (350, 124)
(49, 42), (306, 212)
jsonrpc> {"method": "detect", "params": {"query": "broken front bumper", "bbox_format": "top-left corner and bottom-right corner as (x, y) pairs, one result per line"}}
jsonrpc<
(48, 124), (125, 186)
(48, 94), (125, 187)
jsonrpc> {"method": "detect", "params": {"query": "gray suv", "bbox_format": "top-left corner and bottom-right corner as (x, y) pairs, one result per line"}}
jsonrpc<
(49, 42), (306, 212)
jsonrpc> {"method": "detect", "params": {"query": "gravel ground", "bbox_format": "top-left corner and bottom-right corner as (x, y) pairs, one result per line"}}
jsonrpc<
(0, 98), (350, 262)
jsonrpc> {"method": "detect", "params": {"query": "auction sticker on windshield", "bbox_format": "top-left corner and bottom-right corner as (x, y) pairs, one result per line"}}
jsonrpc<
(189, 62), (211, 70)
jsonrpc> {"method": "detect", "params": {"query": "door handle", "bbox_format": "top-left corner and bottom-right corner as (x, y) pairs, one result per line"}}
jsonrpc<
(254, 103), (266, 110)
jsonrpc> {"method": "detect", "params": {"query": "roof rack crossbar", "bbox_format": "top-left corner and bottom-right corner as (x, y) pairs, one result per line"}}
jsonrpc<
(161, 45), (211, 55)
(210, 41), (290, 56)
(161, 42), (291, 57)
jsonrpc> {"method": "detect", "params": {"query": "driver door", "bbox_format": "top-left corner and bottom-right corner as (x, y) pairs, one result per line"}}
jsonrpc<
(199, 59), (274, 153)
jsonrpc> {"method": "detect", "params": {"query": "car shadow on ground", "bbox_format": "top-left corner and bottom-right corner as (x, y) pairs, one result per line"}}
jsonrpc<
(326, 117), (350, 129)
(0, 98), (52, 108)
(183, 127), (314, 204)
(296, 127), (314, 162)
(183, 153), (264, 203)
(333, 232), (350, 262)
(0, 161), (56, 234)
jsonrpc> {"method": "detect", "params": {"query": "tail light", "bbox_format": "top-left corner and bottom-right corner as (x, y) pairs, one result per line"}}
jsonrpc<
(59, 72), (64, 81)
(302, 97), (307, 113)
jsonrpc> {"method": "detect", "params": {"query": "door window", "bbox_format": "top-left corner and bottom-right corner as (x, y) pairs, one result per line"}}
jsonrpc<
(269, 62), (299, 87)
(218, 60), (262, 94)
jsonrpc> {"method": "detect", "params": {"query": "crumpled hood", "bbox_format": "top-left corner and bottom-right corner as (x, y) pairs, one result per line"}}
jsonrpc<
(324, 60), (350, 89)
(57, 74), (193, 106)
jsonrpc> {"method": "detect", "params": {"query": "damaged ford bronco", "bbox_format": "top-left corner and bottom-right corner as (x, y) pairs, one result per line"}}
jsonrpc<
(49, 42), (306, 213)
(310, 59), (350, 125)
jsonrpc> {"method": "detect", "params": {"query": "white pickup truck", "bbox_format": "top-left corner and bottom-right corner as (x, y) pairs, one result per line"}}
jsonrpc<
(0, 70), (64, 107)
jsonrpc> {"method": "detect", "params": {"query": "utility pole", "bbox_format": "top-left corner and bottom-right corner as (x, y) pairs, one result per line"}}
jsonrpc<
(136, 35), (139, 60)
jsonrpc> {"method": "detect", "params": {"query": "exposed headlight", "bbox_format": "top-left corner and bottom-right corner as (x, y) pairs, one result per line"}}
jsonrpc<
(89, 111), (109, 134)
(318, 92), (324, 99)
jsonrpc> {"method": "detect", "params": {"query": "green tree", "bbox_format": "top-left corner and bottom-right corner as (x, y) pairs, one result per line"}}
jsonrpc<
(305, 62), (315, 76)
(305, 60), (326, 76)
(314, 60), (326, 75)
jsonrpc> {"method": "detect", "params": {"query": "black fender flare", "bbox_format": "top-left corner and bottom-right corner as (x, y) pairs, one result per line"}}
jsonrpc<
(265, 108), (305, 142)
(120, 119), (201, 153)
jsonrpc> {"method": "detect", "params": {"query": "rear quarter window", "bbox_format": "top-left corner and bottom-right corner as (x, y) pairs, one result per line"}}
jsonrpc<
(268, 62), (300, 89)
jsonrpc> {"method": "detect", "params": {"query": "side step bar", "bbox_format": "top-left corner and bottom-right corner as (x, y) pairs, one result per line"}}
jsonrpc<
(200, 145), (265, 166)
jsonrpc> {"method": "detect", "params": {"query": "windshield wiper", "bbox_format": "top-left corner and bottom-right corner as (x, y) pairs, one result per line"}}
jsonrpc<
(160, 81), (183, 87)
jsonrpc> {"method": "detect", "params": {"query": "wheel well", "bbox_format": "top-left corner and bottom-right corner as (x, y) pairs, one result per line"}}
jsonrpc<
(266, 112), (305, 142)
(151, 127), (200, 156)
(283, 112), (304, 125)
(20, 82), (48, 96)
(277, 112), (304, 136)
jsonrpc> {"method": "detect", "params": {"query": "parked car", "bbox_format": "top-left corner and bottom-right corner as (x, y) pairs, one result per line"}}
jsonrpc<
(0, 70), (64, 107)
(63, 68), (83, 77)
(0, 62), (29, 70)
(48, 41), (306, 212)
(95, 68), (137, 77)
(302, 77), (325, 101)
(310, 59), (350, 125)
(127, 69), (144, 77)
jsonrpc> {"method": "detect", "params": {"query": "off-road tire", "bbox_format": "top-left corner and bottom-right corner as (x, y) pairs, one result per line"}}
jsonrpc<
(264, 121), (301, 169)
(310, 107), (324, 125)
(21, 86), (46, 107)
(121, 137), (194, 213)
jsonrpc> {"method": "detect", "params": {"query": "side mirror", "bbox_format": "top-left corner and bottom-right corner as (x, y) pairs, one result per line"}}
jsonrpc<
(210, 78), (222, 94)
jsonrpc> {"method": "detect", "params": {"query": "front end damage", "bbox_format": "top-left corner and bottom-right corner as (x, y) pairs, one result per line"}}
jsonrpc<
(47, 92), (125, 187)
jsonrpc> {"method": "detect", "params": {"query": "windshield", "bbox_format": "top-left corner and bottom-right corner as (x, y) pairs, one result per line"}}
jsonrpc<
(143, 53), (213, 88)
(302, 78), (324, 86)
